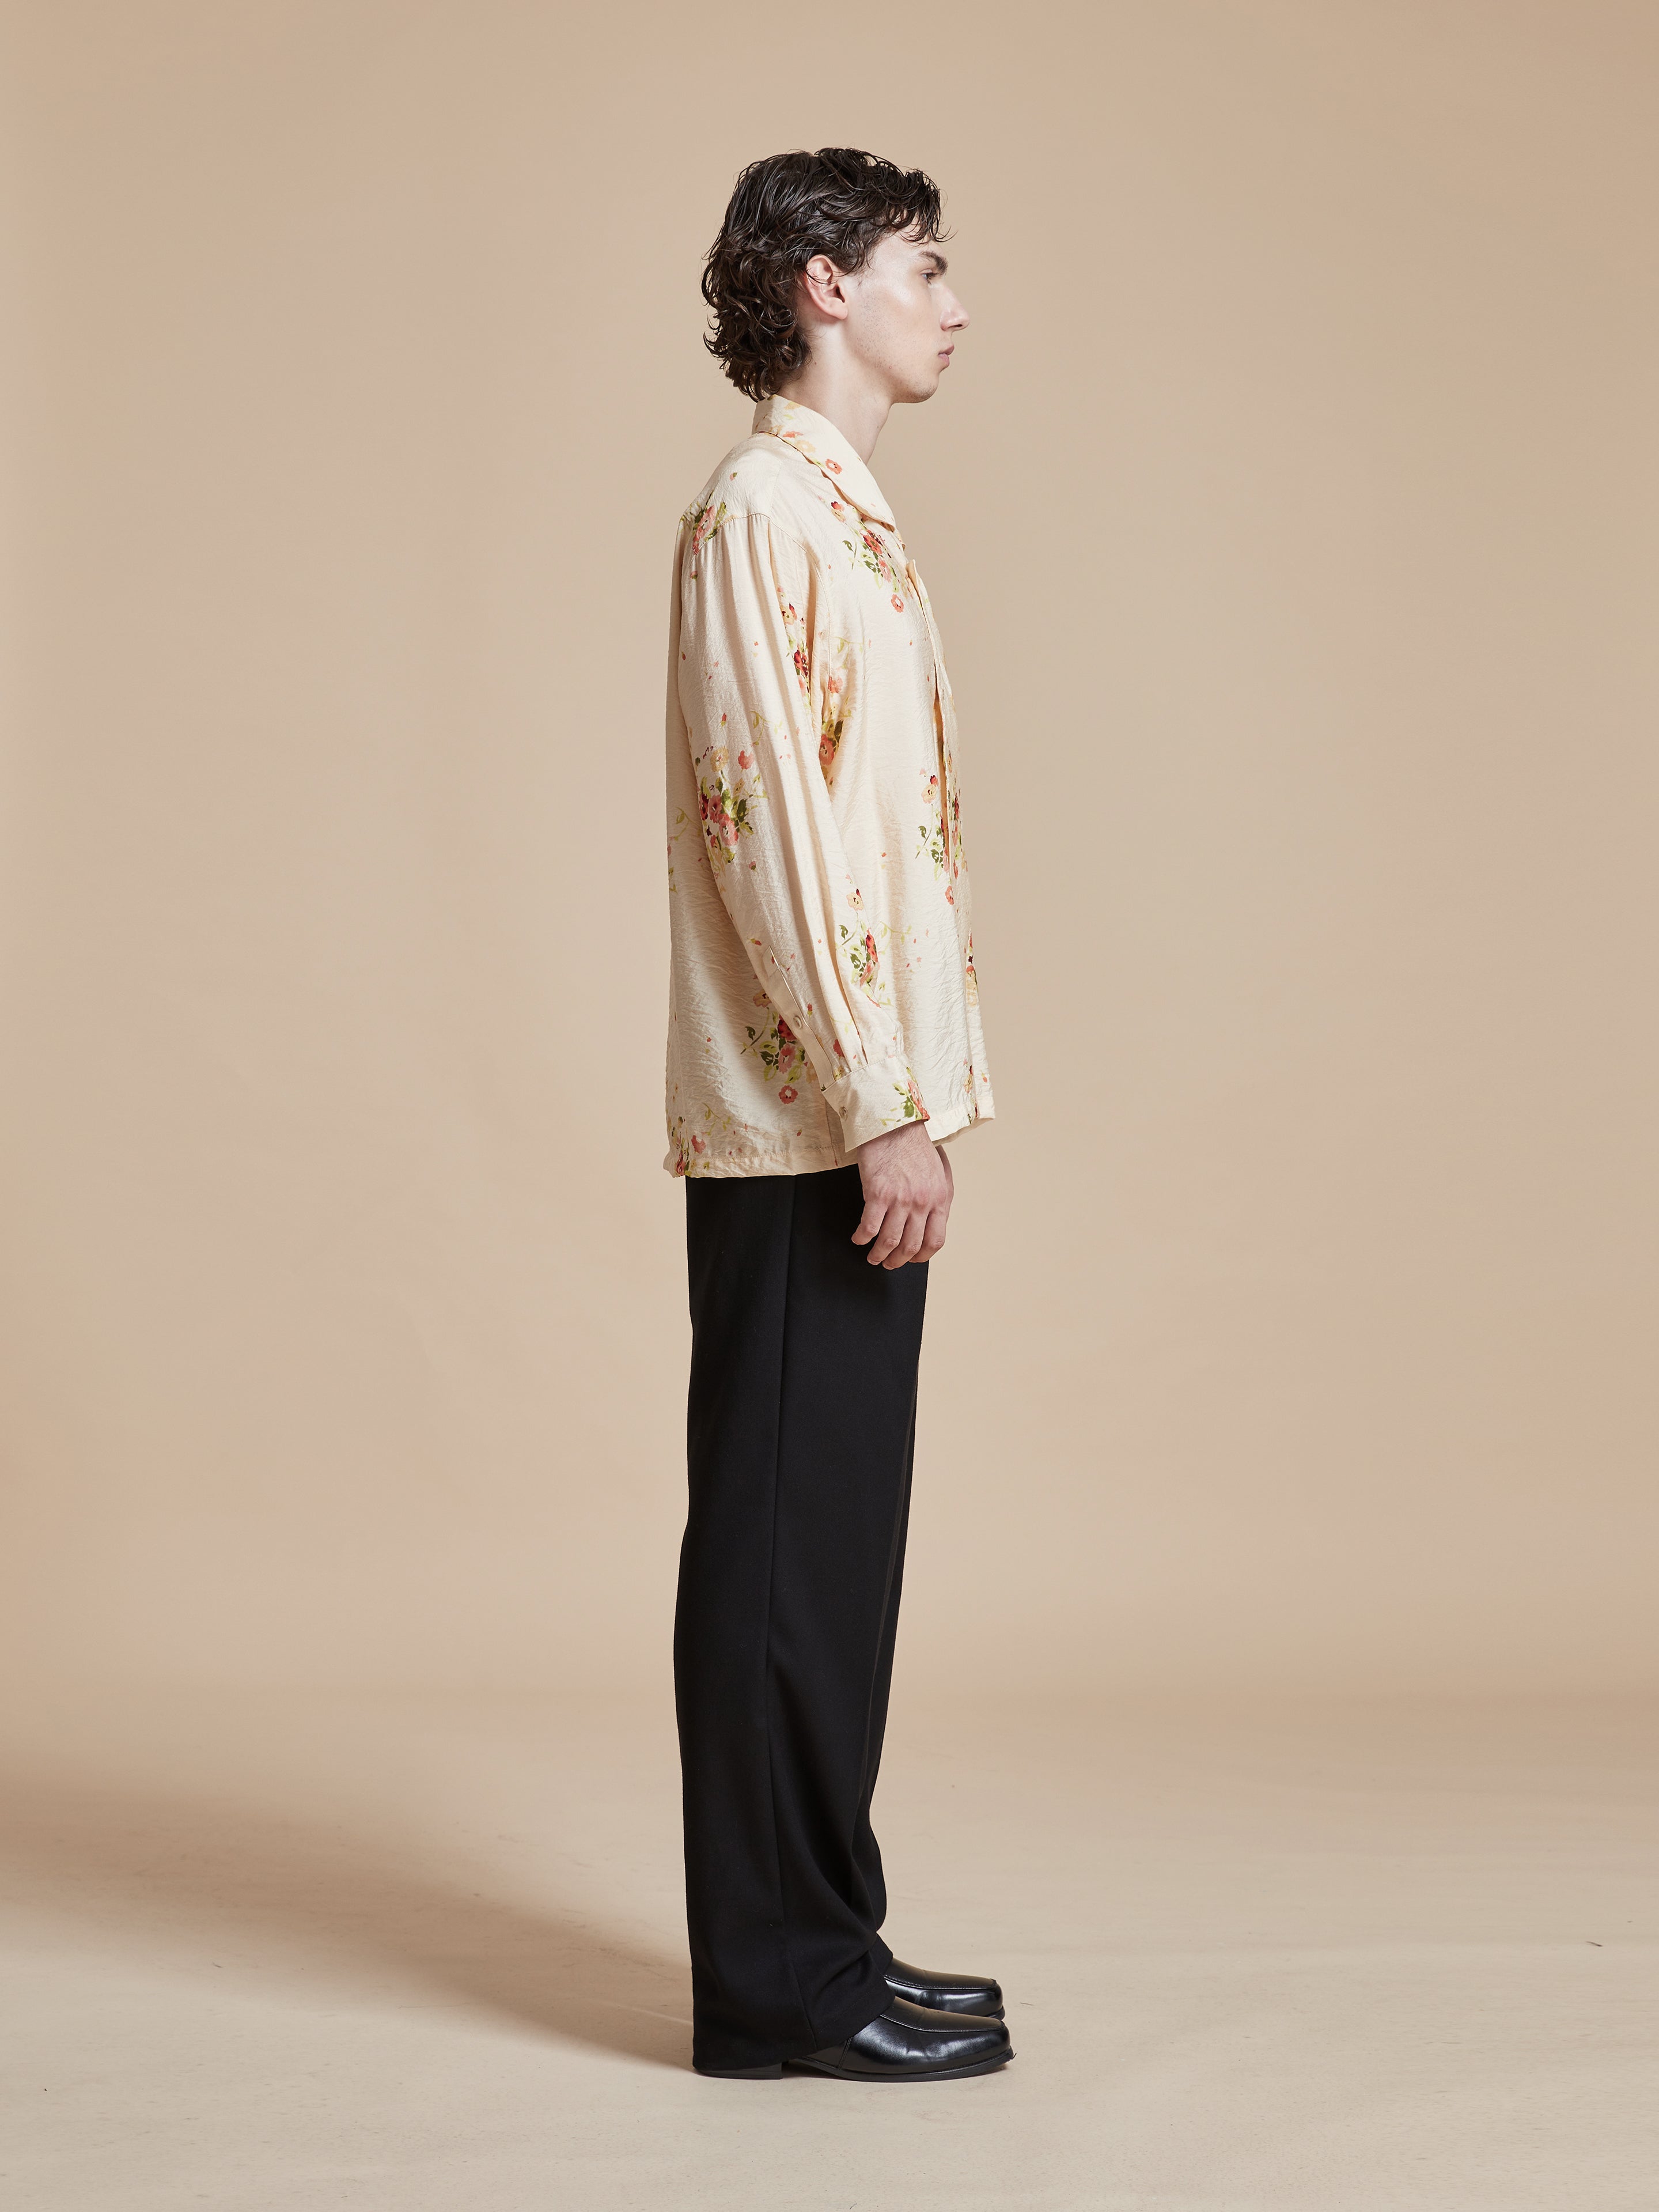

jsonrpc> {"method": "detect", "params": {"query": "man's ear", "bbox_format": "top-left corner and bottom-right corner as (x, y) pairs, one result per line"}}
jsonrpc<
(798, 254), (851, 324)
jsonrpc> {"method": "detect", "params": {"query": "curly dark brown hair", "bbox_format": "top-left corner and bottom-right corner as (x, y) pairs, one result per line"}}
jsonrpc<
(701, 148), (947, 402)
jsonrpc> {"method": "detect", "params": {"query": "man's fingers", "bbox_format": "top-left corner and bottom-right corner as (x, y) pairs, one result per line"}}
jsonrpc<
(916, 1204), (950, 1262)
(851, 1198), (888, 1248)
(880, 1207), (928, 1269)
(853, 1132), (953, 1266)
(866, 1204), (908, 1265)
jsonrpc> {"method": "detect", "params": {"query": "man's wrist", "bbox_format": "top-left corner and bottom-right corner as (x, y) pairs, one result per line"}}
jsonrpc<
(856, 1120), (930, 1154)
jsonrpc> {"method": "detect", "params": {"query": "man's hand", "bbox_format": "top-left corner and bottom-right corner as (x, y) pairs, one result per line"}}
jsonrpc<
(852, 1122), (953, 1268)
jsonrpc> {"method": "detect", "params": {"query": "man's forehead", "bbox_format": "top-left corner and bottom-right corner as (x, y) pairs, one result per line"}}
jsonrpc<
(878, 230), (949, 271)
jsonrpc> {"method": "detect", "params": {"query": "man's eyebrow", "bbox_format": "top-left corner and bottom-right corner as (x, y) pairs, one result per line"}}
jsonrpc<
(921, 248), (948, 273)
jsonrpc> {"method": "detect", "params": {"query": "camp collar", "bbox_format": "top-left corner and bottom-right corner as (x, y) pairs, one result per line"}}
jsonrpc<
(751, 395), (897, 530)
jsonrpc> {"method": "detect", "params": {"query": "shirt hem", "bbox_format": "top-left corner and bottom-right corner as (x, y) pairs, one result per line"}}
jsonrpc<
(662, 1096), (993, 1181)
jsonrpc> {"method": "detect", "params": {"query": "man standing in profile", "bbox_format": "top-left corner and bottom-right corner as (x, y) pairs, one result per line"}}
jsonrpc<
(662, 148), (1008, 2083)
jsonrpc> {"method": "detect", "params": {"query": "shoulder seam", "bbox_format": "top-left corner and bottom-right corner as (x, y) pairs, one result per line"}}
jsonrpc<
(682, 508), (824, 569)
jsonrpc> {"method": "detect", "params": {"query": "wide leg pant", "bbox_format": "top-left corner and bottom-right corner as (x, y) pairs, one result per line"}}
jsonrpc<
(675, 1162), (929, 2074)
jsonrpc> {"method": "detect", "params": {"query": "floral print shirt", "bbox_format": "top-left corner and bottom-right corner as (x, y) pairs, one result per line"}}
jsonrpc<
(664, 396), (994, 1178)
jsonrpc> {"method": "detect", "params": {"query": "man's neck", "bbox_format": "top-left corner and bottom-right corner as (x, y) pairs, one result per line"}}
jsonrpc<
(772, 365), (893, 465)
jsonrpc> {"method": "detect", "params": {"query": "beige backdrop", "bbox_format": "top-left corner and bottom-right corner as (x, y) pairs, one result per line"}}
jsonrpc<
(3, 0), (1655, 1699)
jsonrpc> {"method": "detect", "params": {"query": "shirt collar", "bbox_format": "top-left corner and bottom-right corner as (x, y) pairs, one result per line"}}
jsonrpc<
(751, 396), (897, 530)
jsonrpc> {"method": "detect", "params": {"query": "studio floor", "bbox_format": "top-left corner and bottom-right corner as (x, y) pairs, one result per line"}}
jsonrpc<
(1, 1684), (1653, 2210)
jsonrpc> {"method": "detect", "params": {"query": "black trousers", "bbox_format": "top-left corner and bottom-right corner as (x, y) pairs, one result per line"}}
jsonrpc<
(675, 1162), (929, 2074)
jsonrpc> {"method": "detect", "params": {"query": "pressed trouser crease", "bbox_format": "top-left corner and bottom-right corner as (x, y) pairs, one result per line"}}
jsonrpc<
(853, 1380), (916, 1910)
(675, 1163), (930, 2073)
(759, 1173), (812, 2045)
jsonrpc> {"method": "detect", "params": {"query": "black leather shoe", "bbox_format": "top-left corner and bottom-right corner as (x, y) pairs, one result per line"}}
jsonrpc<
(886, 1957), (1005, 2018)
(789, 1996), (1013, 2081)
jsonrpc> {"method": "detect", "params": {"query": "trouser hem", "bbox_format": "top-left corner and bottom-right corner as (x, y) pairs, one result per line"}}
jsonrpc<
(691, 1943), (895, 2073)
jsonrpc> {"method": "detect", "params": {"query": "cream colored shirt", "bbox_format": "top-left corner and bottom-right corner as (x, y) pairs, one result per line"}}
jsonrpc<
(663, 396), (994, 1178)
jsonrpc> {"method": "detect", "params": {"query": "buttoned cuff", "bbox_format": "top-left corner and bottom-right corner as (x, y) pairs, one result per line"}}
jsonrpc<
(824, 1056), (930, 1152)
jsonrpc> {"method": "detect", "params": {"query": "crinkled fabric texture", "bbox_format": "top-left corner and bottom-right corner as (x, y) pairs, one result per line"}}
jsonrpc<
(663, 397), (995, 1179)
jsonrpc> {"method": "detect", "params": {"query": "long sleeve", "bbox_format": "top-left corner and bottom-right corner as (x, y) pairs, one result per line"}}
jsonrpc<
(677, 511), (929, 1150)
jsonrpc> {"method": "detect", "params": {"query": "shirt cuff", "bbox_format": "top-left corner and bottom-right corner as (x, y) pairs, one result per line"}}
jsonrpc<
(824, 1055), (930, 1152)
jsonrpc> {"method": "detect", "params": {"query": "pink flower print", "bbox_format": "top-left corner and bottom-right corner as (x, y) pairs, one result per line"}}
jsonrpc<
(691, 1133), (706, 1154)
(737, 748), (753, 769)
(687, 497), (729, 568)
(824, 459), (842, 474)
(778, 1085), (798, 1105)
(775, 1016), (794, 1044)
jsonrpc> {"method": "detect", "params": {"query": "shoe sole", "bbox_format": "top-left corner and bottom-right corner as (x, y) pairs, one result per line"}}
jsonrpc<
(785, 2044), (1015, 2082)
(693, 2046), (1016, 2082)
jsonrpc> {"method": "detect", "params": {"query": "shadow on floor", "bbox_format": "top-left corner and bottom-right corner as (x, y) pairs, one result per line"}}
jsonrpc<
(0, 1759), (691, 2068)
